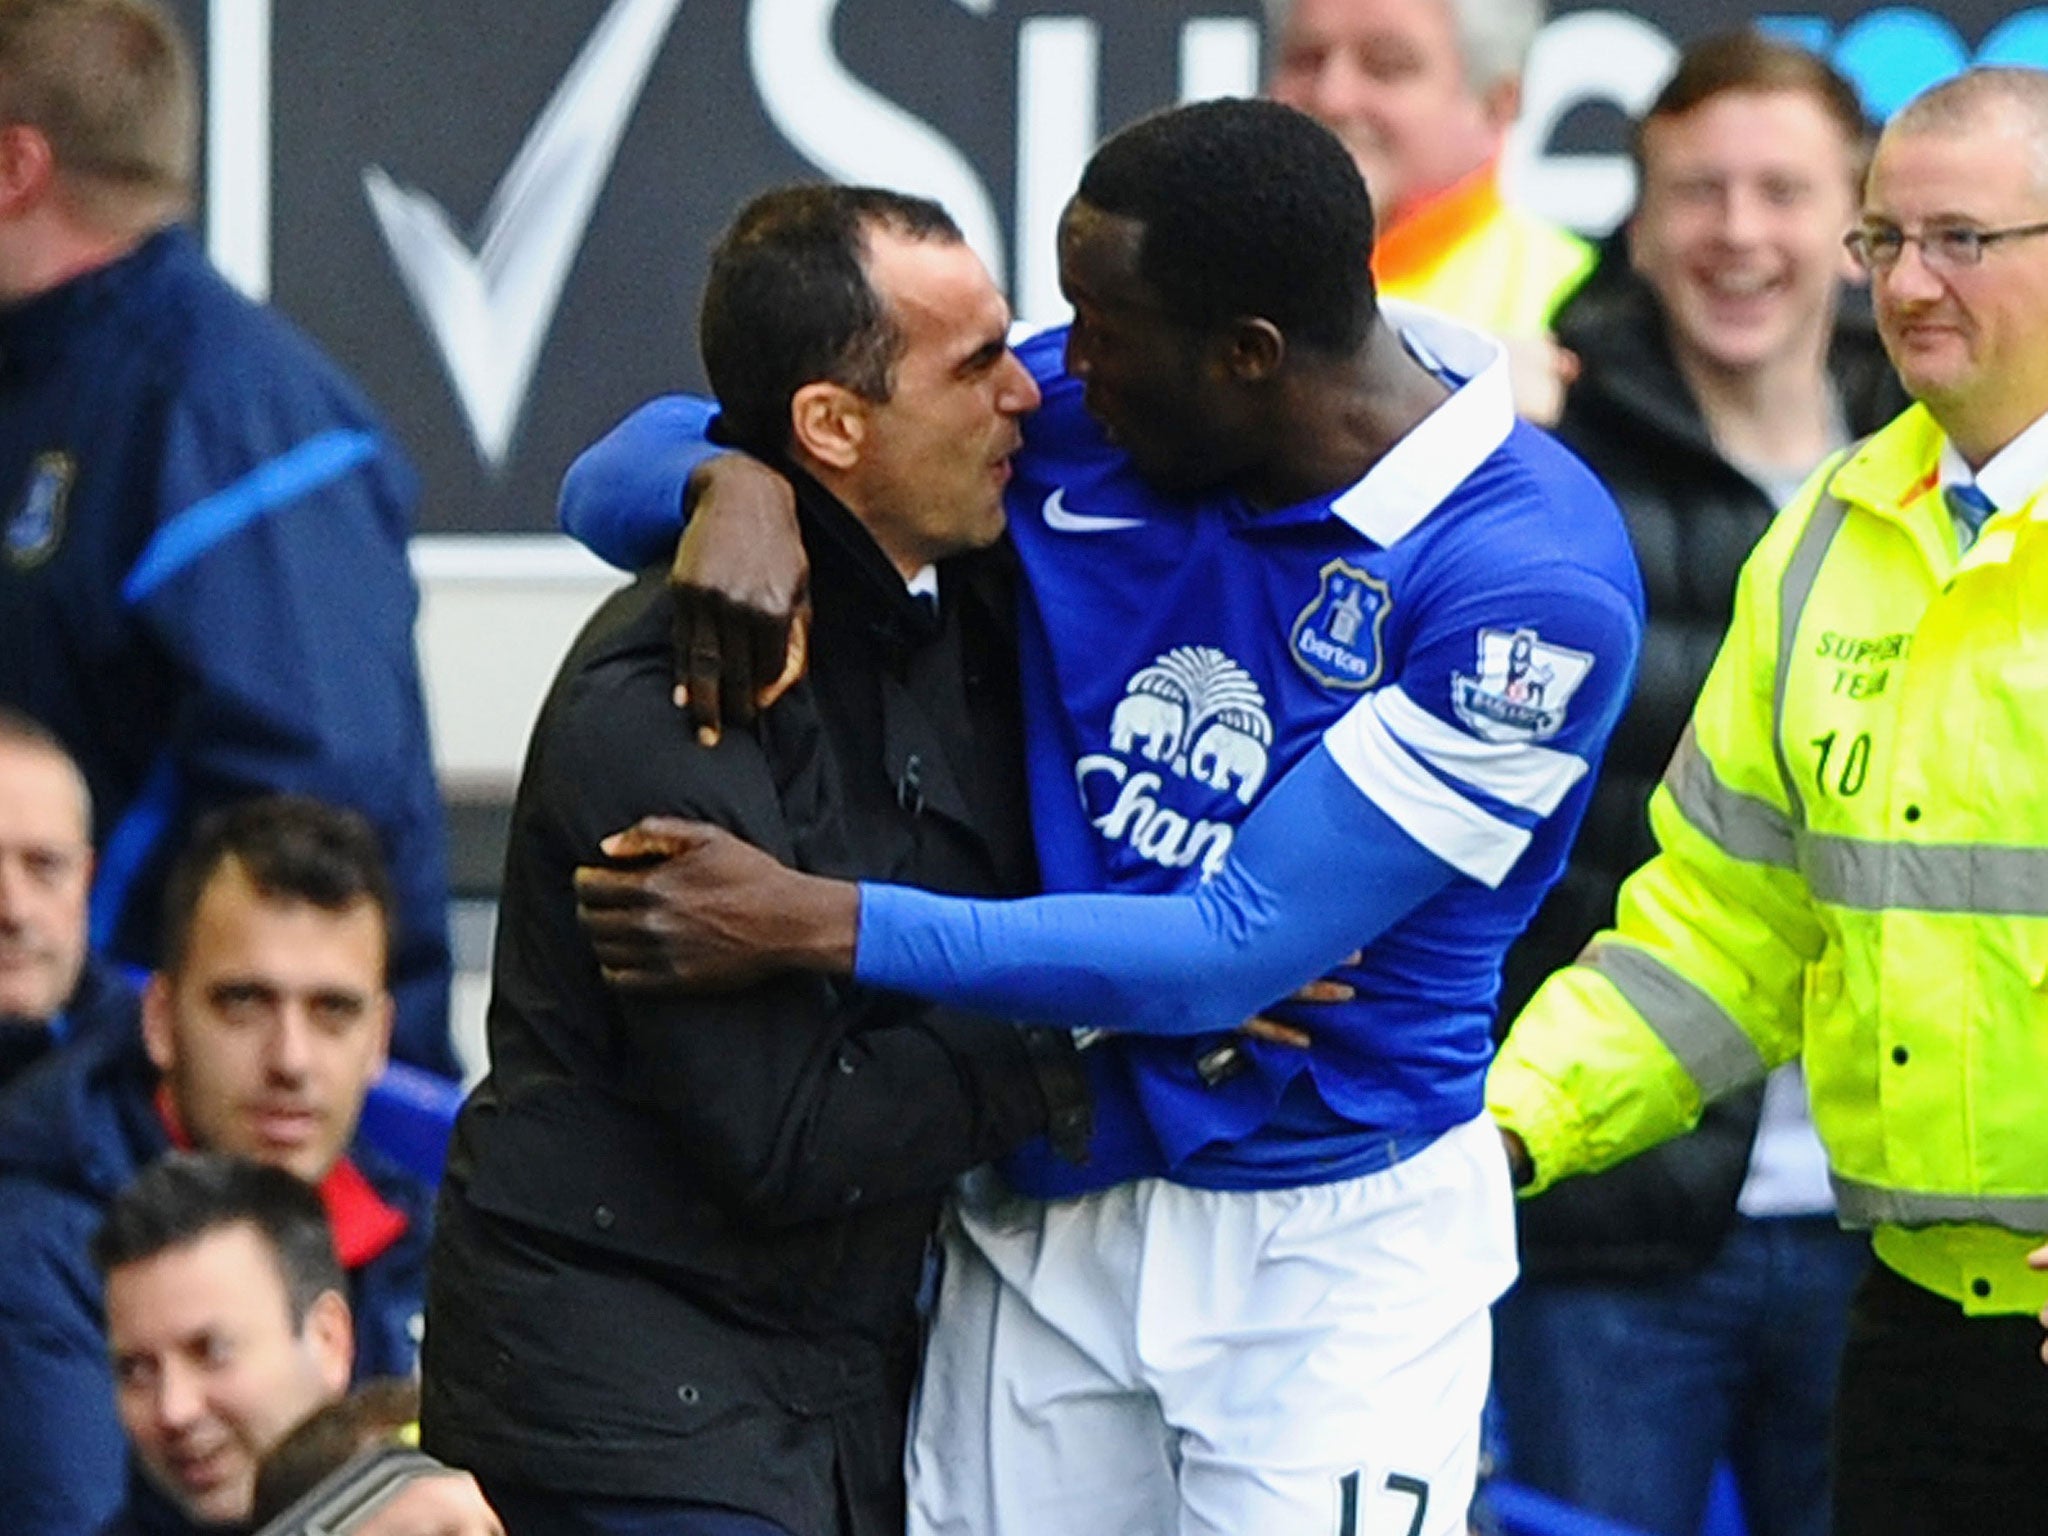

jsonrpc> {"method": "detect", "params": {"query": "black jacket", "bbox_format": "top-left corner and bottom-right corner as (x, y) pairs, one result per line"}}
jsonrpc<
(421, 474), (1086, 1536)
(1497, 259), (1904, 1281)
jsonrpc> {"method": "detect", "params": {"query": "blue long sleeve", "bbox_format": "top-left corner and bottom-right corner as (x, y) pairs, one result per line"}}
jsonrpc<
(558, 394), (720, 568)
(854, 744), (1456, 1035)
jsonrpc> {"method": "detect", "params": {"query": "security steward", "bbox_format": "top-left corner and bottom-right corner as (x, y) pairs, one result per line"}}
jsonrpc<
(1489, 65), (2048, 1536)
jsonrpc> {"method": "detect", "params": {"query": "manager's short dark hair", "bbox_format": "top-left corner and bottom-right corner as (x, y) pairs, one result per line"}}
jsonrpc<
(1076, 98), (1377, 355)
(91, 1151), (346, 1327)
(158, 795), (394, 976)
(699, 184), (963, 457)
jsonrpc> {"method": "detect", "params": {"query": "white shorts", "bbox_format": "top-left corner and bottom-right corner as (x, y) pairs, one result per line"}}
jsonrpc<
(907, 1114), (1518, 1536)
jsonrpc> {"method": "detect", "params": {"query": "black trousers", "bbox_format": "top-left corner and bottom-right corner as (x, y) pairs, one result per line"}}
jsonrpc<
(1830, 1259), (2048, 1535)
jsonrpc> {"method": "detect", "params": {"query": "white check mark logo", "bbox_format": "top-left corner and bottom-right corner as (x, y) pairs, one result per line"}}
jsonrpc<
(1041, 487), (1144, 534)
(363, 0), (684, 467)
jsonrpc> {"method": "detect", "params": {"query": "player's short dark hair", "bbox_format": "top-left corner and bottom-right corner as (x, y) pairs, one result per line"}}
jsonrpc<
(0, 0), (195, 229)
(1635, 31), (1871, 186)
(1075, 98), (1377, 355)
(90, 1151), (346, 1327)
(700, 184), (964, 457)
(158, 795), (394, 976)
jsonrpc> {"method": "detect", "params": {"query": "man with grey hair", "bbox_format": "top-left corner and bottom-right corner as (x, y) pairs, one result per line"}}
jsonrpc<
(1265, 0), (1591, 418)
(0, 705), (135, 1089)
(1492, 64), (2048, 1534)
(0, 0), (457, 1078)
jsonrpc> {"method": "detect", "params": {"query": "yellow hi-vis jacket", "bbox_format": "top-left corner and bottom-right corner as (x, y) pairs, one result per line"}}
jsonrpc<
(1373, 162), (1594, 336)
(1490, 403), (2048, 1317)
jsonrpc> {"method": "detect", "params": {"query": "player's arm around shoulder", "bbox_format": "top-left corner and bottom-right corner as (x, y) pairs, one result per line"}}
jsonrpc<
(535, 583), (997, 1226)
(535, 576), (818, 979)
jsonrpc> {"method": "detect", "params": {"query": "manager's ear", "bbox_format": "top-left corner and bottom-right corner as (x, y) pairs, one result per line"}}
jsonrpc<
(788, 381), (867, 472)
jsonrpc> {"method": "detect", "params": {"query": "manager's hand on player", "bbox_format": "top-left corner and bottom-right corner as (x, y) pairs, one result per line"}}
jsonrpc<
(577, 817), (857, 991)
(1236, 952), (1361, 1049)
(671, 455), (811, 745)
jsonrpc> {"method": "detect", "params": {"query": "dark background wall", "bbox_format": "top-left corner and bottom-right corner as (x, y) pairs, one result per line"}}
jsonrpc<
(169, 1), (2040, 539)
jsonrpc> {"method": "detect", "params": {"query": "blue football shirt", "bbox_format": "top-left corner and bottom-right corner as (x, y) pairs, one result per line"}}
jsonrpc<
(860, 305), (1643, 1191)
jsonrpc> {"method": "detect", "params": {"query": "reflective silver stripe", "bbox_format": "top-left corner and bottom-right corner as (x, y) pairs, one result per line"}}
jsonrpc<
(1802, 837), (2048, 916)
(1664, 726), (1798, 868)
(1581, 941), (1767, 1098)
(1770, 476), (1850, 819)
(1832, 1175), (2048, 1232)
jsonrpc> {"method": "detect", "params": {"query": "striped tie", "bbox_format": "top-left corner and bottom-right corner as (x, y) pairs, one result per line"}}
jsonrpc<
(1944, 481), (1996, 549)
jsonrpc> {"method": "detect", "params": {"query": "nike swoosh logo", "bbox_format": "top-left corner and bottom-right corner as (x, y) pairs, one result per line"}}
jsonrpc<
(1041, 487), (1144, 533)
(363, 0), (685, 466)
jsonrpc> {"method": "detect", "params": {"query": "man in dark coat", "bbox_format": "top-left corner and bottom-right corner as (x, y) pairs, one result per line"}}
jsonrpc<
(0, 0), (454, 1079)
(1491, 33), (1905, 1536)
(0, 796), (432, 1536)
(419, 186), (1089, 1536)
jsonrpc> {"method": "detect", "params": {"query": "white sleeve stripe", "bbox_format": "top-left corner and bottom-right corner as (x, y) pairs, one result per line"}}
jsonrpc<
(1323, 698), (1531, 888)
(1369, 687), (1589, 816)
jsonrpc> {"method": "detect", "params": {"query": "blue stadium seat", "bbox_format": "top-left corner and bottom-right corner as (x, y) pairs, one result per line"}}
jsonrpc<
(358, 1060), (462, 1185)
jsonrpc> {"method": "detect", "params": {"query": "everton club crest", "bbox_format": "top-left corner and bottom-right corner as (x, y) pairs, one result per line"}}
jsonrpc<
(5, 453), (73, 570)
(1289, 558), (1390, 690)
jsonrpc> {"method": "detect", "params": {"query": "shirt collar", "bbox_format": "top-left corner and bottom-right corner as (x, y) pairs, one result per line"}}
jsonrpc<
(1939, 407), (2048, 513)
(1322, 300), (1515, 547)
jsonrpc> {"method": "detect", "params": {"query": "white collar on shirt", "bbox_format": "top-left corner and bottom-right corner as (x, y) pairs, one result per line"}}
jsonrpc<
(1939, 407), (2048, 511)
(1325, 300), (1515, 548)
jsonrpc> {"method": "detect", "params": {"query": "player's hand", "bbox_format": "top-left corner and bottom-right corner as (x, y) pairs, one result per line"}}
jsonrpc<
(353, 1472), (504, 1536)
(576, 817), (855, 991)
(670, 455), (811, 746)
(2028, 1241), (2048, 1366)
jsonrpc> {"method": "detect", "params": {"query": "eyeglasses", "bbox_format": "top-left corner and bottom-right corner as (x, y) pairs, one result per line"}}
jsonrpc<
(1844, 219), (2048, 274)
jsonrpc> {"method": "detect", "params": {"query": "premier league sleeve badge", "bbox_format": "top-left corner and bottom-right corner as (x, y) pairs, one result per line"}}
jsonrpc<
(1452, 625), (1594, 743)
